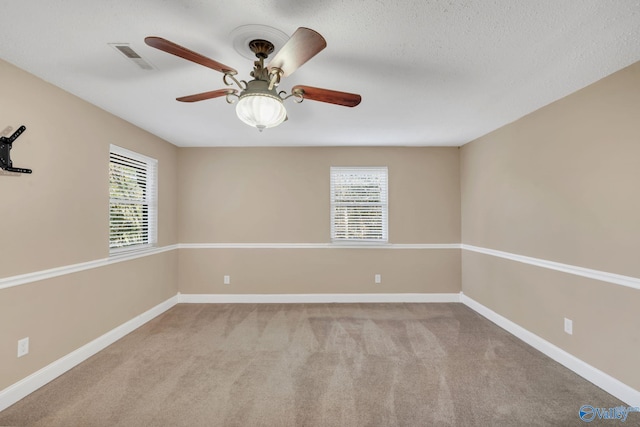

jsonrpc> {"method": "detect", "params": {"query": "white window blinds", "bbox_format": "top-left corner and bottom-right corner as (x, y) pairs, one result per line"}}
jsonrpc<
(330, 167), (388, 243)
(109, 145), (157, 253)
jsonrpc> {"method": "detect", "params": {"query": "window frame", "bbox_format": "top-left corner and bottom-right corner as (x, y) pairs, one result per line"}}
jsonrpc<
(109, 145), (158, 255)
(330, 166), (389, 244)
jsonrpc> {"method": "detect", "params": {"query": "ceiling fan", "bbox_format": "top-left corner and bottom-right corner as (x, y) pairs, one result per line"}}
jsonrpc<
(144, 27), (362, 131)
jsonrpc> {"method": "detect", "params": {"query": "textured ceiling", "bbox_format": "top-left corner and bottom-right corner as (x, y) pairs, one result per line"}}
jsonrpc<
(1, 1), (639, 147)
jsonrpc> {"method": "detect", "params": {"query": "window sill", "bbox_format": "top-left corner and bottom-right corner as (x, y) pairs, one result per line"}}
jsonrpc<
(109, 244), (158, 259)
(330, 240), (390, 247)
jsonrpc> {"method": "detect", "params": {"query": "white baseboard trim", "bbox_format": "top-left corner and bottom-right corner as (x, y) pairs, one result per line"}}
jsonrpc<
(0, 295), (179, 413)
(460, 293), (640, 407)
(178, 292), (461, 304)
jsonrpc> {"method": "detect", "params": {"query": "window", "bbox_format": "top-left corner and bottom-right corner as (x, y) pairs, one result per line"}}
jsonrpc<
(330, 167), (388, 243)
(109, 145), (157, 254)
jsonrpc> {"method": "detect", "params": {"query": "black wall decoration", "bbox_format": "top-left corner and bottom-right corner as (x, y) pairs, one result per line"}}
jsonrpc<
(0, 125), (32, 174)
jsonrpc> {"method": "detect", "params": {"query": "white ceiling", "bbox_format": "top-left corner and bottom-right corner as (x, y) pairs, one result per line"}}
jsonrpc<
(1, 1), (639, 147)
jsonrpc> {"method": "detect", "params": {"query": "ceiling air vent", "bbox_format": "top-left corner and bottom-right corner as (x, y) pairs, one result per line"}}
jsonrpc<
(109, 43), (155, 70)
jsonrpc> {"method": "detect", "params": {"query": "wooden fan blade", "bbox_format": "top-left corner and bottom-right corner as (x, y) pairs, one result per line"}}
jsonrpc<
(292, 85), (361, 107)
(176, 88), (237, 103)
(267, 28), (327, 77)
(145, 36), (237, 75)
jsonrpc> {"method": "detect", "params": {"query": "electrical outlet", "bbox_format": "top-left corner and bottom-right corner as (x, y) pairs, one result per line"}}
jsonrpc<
(224, 275), (230, 285)
(564, 318), (573, 335)
(374, 274), (381, 284)
(17, 337), (29, 357)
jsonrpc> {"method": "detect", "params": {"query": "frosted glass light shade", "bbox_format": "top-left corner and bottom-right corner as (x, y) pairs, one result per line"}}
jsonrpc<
(235, 93), (287, 131)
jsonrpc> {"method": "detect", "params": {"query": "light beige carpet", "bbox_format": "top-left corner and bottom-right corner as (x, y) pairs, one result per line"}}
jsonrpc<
(0, 303), (626, 426)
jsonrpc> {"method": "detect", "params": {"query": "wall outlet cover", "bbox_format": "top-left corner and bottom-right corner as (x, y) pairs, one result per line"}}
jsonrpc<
(564, 318), (573, 335)
(17, 337), (29, 357)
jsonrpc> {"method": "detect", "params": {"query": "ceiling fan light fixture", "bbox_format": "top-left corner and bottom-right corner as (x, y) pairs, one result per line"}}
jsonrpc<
(145, 28), (360, 133)
(235, 81), (287, 131)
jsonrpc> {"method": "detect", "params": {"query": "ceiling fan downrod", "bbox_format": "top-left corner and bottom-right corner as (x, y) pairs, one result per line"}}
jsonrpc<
(223, 38), (292, 106)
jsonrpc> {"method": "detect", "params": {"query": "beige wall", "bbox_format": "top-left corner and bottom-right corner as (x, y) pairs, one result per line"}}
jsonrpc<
(177, 147), (461, 294)
(0, 59), (179, 391)
(461, 62), (640, 389)
(178, 147), (460, 244)
(179, 248), (460, 294)
(0, 252), (178, 388)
